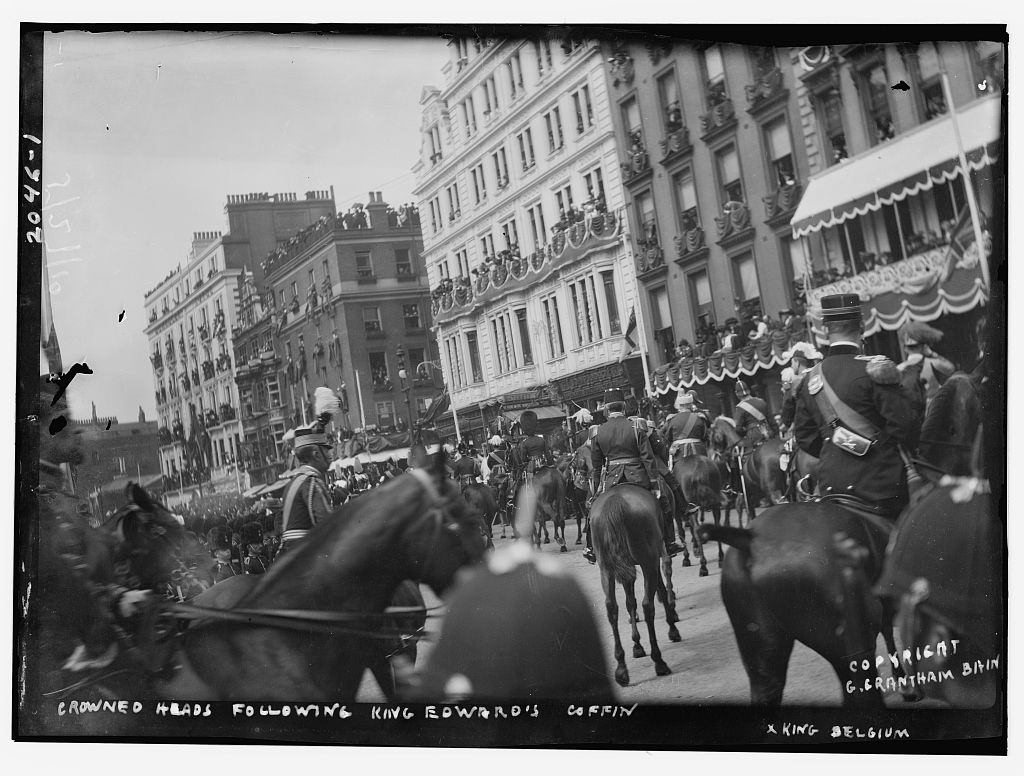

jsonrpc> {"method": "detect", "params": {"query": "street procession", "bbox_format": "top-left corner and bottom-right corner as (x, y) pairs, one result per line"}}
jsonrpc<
(20, 31), (1004, 743)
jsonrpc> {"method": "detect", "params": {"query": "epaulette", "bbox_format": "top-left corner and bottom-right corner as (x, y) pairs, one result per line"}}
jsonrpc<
(629, 416), (647, 431)
(865, 355), (900, 385)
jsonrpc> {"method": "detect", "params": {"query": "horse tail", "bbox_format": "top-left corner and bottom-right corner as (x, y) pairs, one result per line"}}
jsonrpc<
(592, 495), (637, 585)
(699, 524), (752, 553)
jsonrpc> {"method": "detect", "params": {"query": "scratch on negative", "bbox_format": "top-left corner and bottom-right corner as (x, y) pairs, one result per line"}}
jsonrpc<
(23, 581), (31, 617)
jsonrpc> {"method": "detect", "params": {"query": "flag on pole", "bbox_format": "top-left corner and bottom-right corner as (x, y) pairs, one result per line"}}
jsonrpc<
(940, 207), (987, 283)
(619, 307), (638, 362)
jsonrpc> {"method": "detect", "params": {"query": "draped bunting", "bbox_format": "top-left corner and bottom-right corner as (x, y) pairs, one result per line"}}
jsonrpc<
(651, 330), (801, 394)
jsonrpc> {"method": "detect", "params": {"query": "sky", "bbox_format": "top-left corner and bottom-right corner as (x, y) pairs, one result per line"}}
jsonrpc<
(41, 31), (448, 422)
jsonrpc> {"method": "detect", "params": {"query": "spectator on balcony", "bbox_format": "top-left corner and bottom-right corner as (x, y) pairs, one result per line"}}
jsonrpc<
(675, 339), (693, 360)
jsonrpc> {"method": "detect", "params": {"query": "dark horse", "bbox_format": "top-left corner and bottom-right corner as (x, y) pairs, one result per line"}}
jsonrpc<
(518, 466), (568, 551)
(701, 373), (981, 708)
(462, 481), (499, 550)
(590, 485), (681, 686)
(40, 458), (486, 702)
(671, 454), (720, 574)
(709, 416), (785, 519)
(562, 445), (592, 545)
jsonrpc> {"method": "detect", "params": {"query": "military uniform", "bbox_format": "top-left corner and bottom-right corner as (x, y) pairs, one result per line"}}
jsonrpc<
(779, 373), (804, 429)
(451, 454), (479, 485)
(792, 295), (921, 517)
(591, 413), (658, 492)
(662, 408), (709, 460)
(732, 382), (774, 444)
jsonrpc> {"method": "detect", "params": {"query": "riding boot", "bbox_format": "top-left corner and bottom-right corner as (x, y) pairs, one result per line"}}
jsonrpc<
(582, 520), (596, 564)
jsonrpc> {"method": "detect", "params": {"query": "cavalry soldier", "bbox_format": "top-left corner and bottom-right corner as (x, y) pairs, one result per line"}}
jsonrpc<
(732, 380), (775, 447)
(450, 442), (480, 491)
(589, 389), (676, 559)
(661, 390), (709, 464)
(779, 342), (823, 430)
(897, 321), (956, 404)
(514, 409), (552, 483)
(792, 293), (922, 518)
(277, 426), (334, 555)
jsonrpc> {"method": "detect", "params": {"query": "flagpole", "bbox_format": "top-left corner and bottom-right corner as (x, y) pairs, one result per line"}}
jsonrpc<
(354, 370), (367, 429)
(941, 72), (990, 290)
(619, 236), (654, 399)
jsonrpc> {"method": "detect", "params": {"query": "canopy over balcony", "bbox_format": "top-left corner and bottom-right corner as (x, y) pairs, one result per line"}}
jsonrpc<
(790, 96), (1000, 238)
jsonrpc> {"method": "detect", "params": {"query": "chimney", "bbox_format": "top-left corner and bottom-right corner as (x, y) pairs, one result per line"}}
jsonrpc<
(139, 405), (146, 423)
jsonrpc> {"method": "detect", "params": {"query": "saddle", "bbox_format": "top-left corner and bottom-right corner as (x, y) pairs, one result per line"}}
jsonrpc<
(818, 493), (895, 564)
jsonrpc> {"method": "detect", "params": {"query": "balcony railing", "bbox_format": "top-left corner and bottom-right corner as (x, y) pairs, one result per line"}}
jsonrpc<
(621, 133), (651, 183)
(607, 49), (634, 88)
(674, 226), (707, 259)
(659, 125), (691, 163)
(698, 97), (736, 139)
(634, 238), (665, 276)
(714, 201), (752, 242)
(744, 67), (787, 112)
(762, 181), (803, 222)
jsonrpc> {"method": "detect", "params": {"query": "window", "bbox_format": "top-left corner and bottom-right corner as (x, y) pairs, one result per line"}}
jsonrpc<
(657, 70), (683, 132)
(732, 252), (762, 313)
(649, 286), (675, 362)
(479, 232), (495, 261)
(535, 40), (553, 78)
(569, 275), (603, 345)
(780, 235), (809, 294)
(507, 52), (525, 99)
(526, 202), (547, 250)
(290, 281), (298, 300)
(514, 308), (534, 365)
(541, 294), (565, 358)
(571, 84), (594, 134)
(516, 126), (536, 171)
(267, 374), (281, 407)
(403, 303), (421, 329)
(321, 258), (330, 284)
(763, 116), (795, 187)
(428, 196), (443, 233)
(817, 87), (848, 165)
(635, 190), (657, 245)
(445, 182), (462, 222)
(369, 352), (390, 388)
(437, 258), (451, 279)
(554, 183), (574, 221)
(355, 250), (373, 278)
(490, 312), (518, 374)
(428, 124), (442, 165)
(913, 43), (947, 120)
(415, 397), (431, 418)
(407, 347), (425, 376)
(460, 96), (478, 137)
(452, 38), (469, 70)
(445, 335), (466, 388)
(454, 246), (470, 278)
(689, 269), (714, 330)
(622, 97), (644, 148)
(932, 177), (967, 229)
(716, 145), (744, 204)
(881, 203), (910, 261)
(702, 44), (728, 107)
(673, 169), (701, 230)
(492, 146), (510, 188)
(500, 217), (519, 250)
(465, 330), (484, 383)
(543, 106), (565, 153)
(582, 166), (605, 203)
(601, 270), (621, 334)
(395, 248), (413, 276)
(375, 401), (396, 427)
(363, 306), (382, 333)
(470, 162), (487, 204)
(861, 63), (895, 144)
(482, 75), (500, 117)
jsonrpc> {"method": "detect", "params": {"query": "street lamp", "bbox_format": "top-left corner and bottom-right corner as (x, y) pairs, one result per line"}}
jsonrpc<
(395, 344), (416, 441)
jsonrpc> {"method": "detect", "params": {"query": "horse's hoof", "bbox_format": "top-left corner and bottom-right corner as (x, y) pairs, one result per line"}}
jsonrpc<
(614, 668), (630, 687)
(560, 545), (568, 553)
(699, 566), (709, 577)
(668, 626), (681, 643)
(632, 645), (646, 658)
(681, 557), (691, 568)
(575, 538), (582, 545)
(654, 661), (671, 677)
(543, 537), (550, 544)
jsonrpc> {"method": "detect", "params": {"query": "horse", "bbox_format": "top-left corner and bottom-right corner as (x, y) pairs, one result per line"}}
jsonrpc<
(462, 481), (499, 550)
(700, 373), (981, 709)
(517, 465), (568, 551)
(563, 445), (593, 545)
(709, 416), (785, 518)
(590, 484), (681, 686)
(38, 457), (486, 703)
(917, 370), (985, 477)
(671, 454), (720, 573)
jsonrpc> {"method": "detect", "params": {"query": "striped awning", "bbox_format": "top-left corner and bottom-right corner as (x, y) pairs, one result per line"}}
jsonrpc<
(790, 96), (1001, 238)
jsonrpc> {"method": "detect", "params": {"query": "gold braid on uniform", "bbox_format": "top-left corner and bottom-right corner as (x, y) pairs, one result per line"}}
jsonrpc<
(307, 474), (330, 524)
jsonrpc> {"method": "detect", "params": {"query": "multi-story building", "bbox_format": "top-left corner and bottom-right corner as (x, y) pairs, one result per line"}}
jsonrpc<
(72, 405), (162, 511)
(258, 192), (439, 440)
(602, 41), (816, 415)
(144, 191), (335, 495)
(414, 36), (645, 442)
(788, 42), (1001, 367)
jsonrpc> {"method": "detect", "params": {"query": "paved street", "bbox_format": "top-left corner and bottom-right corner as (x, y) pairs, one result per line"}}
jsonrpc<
(358, 526), (903, 706)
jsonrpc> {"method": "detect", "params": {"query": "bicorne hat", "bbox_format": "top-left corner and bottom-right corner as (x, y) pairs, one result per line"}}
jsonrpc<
(819, 293), (862, 323)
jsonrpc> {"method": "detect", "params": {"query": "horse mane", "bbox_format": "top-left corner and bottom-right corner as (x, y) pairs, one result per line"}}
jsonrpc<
(919, 372), (981, 476)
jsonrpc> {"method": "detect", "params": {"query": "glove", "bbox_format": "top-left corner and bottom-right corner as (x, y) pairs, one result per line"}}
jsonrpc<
(653, 488), (661, 499)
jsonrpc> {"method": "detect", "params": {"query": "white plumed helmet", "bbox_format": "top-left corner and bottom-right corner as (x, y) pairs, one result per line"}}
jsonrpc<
(674, 390), (696, 411)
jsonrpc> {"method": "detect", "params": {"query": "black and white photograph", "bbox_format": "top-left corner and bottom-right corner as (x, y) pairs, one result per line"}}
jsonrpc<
(12, 16), (1008, 757)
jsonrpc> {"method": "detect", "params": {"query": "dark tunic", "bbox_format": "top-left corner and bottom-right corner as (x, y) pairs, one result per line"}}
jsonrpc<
(451, 455), (479, 480)
(591, 413), (657, 492)
(661, 410), (708, 445)
(516, 435), (549, 469)
(792, 343), (921, 507)
(280, 465), (332, 546)
(733, 396), (775, 440)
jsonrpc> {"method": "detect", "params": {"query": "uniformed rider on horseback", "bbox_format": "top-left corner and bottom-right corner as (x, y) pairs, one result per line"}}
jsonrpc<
(732, 380), (776, 448)
(451, 441), (481, 493)
(791, 293), (922, 519)
(586, 388), (678, 563)
(514, 409), (553, 484)
(277, 426), (334, 556)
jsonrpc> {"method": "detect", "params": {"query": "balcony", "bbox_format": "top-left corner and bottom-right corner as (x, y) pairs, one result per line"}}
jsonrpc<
(607, 49), (634, 88)
(150, 353), (163, 371)
(673, 225), (709, 265)
(620, 133), (652, 186)
(659, 125), (692, 166)
(396, 263), (417, 281)
(219, 403), (237, 423)
(744, 67), (788, 116)
(202, 360), (215, 380)
(714, 201), (754, 247)
(634, 238), (666, 281)
(698, 97), (737, 143)
(762, 180), (803, 227)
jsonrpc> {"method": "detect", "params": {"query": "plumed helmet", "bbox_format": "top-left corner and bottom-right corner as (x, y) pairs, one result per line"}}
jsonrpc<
(519, 410), (539, 435)
(787, 341), (823, 364)
(240, 521), (264, 546)
(488, 434), (503, 447)
(412, 549), (614, 701)
(901, 320), (944, 347)
(780, 367), (795, 384)
(734, 380), (751, 398)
